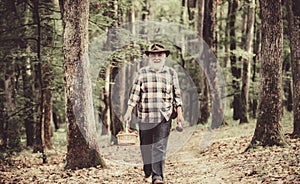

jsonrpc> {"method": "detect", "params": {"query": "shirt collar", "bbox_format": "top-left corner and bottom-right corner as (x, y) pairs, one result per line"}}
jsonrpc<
(147, 65), (168, 73)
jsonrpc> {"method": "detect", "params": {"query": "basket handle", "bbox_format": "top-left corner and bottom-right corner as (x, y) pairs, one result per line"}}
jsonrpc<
(125, 121), (129, 133)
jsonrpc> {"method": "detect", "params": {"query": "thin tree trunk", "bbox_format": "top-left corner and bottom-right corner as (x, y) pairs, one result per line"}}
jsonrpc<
(0, 78), (4, 149)
(4, 56), (21, 150)
(102, 66), (111, 136)
(110, 63), (123, 144)
(22, 51), (35, 147)
(282, 56), (293, 112)
(286, 0), (300, 137)
(180, 0), (188, 25)
(43, 90), (52, 149)
(32, 0), (45, 155)
(250, 0), (261, 118)
(40, 0), (55, 149)
(20, 4), (35, 147)
(141, 0), (149, 39)
(104, 0), (123, 144)
(240, 0), (255, 124)
(197, 0), (205, 37)
(203, 0), (226, 128)
(229, 0), (241, 121)
(197, 0), (209, 124)
(187, 0), (197, 28)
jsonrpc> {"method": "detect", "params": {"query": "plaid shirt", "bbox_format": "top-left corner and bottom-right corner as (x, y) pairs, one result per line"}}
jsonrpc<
(128, 66), (182, 123)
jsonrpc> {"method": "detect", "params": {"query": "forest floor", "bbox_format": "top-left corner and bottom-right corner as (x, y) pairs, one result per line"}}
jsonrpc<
(1, 112), (300, 184)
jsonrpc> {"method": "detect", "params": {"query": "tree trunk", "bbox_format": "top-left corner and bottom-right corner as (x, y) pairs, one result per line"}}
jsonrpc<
(197, 0), (209, 124)
(248, 0), (286, 148)
(282, 55), (293, 112)
(40, 0), (55, 149)
(102, 66), (111, 136)
(222, 0), (230, 68)
(229, 0), (241, 121)
(32, 0), (45, 154)
(197, 0), (205, 37)
(110, 62), (123, 144)
(187, 0), (197, 28)
(4, 56), (21, 151)
(240, 0), (255, 124)
(103, 0), (124, 144)
(0, 0), (21, 150)
(22, 53), (35, 147)
(0, 78), (5, 149)
(180, 0), (188, 25)
(141, 0), (149, 38)
(43, 90), (53, 149)
(250, 0), (261, 118)
(286, 0), (300, 137)
(203, 0), (226, 128)
(61, 0), (106, 169)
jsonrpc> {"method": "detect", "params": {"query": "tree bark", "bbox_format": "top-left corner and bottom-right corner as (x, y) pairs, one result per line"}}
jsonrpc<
(250, 0), (261, 118)
(4, 56), (21, 150)
(240, 0), (255, 124)
(203, 0), (226, 128)
(197, 0), (209, 124)
(286, 0), (300, 137)
(197, 0), (205, 37)
(180, 0), (188, 25)
(229, 0), (241, 121)
(110, 61), (123, 144)
(61, 0), (106, 169)
(101, 66), (111, 136)
(187, 0), (197, 28)
(0, 77), (5, 149)
(248, 0), (286, 148)
(40, 0), (55, 149)
(22, 52), (35, 147)
(2, 0), (22, 151)
(32, 0), (45, 154)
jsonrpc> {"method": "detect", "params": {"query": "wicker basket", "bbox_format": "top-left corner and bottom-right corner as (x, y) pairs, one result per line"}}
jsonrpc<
(116, 131), (138, 145)
(116, 122), (138, 145)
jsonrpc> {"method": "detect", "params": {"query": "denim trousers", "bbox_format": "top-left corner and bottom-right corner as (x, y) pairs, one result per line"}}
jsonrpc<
(139, 118), (171, 181)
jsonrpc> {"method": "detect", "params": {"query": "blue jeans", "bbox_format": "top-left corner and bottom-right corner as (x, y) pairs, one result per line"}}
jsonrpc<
(139, 118), (171, 182)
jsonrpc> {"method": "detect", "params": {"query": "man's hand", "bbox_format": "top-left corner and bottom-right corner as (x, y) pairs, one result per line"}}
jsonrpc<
(176, 106), (184, 132)
(123, 106), (134, 123)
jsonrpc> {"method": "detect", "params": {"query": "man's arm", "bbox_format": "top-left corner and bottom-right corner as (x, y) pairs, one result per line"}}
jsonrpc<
(171, 69), (184, 127)
(124, 71), (141, 122)
(124, 105), (134, 122)
(176, 106), (184, 127)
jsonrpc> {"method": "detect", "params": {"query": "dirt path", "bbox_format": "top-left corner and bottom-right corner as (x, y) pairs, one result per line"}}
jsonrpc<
(1, 126), (300, 184)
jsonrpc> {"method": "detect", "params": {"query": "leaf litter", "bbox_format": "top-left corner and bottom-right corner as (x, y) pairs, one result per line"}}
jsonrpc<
(1, 126), (300, 184)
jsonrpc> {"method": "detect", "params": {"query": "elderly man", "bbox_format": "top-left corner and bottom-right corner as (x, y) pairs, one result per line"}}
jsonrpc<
(124, 43), (184, 184)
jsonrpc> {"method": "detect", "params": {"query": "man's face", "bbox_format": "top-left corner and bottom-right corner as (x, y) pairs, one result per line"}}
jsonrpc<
(149, 52), (166, 71)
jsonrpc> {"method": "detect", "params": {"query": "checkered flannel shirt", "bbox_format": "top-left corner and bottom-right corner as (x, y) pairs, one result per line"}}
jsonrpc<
(128, 66), (182, 123)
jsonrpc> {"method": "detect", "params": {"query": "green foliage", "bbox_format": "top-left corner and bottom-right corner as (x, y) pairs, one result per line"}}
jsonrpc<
(231, 48), (256, 61)
(149, 0), (181, 22)
(0, 0), (295, 152)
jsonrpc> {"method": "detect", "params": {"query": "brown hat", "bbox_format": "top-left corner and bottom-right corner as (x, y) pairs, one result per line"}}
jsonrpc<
(145, 43), (170, 57)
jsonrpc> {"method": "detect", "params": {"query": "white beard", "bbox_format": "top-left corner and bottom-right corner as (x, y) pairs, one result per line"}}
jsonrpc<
(149, 59), (165, 71)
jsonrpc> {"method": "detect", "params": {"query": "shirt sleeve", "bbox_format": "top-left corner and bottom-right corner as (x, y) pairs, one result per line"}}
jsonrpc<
(128, 71), (141, 107)
(172, 69), (182, 107)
